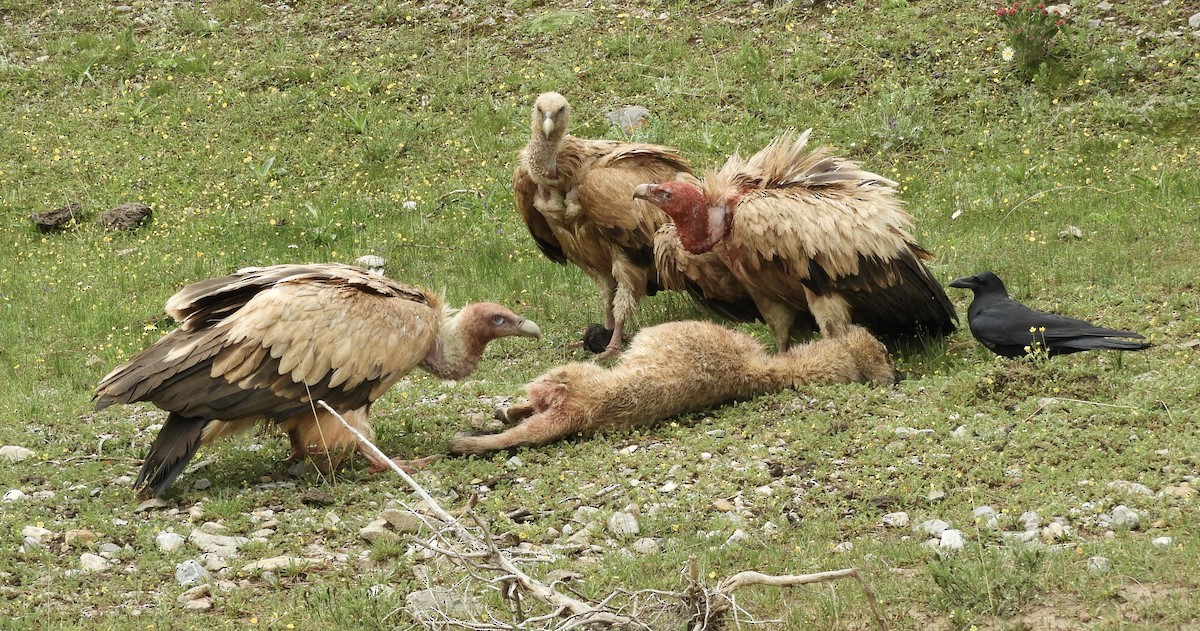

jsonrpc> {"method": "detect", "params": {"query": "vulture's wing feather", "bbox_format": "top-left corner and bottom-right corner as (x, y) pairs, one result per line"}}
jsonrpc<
(96, 264), (442, 422)
(654, 225), (762, 323)
(512, 165), (567, 264)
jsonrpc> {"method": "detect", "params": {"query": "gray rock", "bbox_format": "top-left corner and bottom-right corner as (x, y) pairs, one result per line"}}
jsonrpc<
(192, 478), (212, 491)
(833, 541), (854, 553)
(0, 446), (35, 462)
(607, 512), (640, 538)
(406, 588), (480, 619)
(1108, 480), (1153, 496)
(188, 530), (248, 556)
(177, 584), (211, 607)
(359, 518), (396, 543)
(1087, 556), (1112, 574)
(134, 498), (168, 513)
(381, 509), (427, 534)
(156, 532), (186, 553)
(199, 522), (229, 535)
(175, 560), (210, 585)
(322, 512), (341, 530)
(81, 553), (111, 573)
(505, 455), (524, 469)
(1152, 536), (1173, 548)
(1190, 13), (1200, 30)
(915, 519), (950, 535)
(927, 489), (946, 503)
(1111, 505), (1140, 530)
(1020, 511), (1041, 532)
(605, 105), (651, 133)
(882, 512), (910, 528)
(1041, 521), (1067, 542)
(202, 554), (227, 572)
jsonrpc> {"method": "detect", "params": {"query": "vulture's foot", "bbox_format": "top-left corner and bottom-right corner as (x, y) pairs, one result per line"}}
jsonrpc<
(592, 345), (622, 361)
(367, 453), (442, 474)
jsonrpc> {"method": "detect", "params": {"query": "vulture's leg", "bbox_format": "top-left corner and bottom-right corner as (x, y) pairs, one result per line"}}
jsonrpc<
(804, 289), (853, 337)
(596, 266), (648, 359)
(757, 300), (798, 353)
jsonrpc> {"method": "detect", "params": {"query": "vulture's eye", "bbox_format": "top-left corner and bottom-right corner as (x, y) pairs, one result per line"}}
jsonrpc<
(491, 315), (508, 326)
(660, 191), (672, 200)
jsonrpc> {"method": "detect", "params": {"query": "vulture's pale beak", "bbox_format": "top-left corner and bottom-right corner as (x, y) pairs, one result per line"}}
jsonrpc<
(517, 319), (542, 339)
(542, 115), (555, 138)
(632, 183), (657, 203)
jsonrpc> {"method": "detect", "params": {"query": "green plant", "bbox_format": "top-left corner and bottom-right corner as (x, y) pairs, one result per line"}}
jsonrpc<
(996, 2), (1067, 76)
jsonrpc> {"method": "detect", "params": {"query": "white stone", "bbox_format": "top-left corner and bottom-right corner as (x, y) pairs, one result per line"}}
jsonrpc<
(927, 489), (946, 503)
(241, 556), (324, 573)
(21, 525), (55, 545)
(156, 532), (186, 553)
(3, 489), (28, 502)
(939, 529), (966, 551)
(322, 512), (341, 529)
(1041, 522), (1067, 542)
(1020, 511), (1041, 531)
(658, 481), (678, 493)
(606, 512), (640, 538)
(199, 522), (229, 535)
(722, 529), (748, 548)
(1190, 13), (1200, 30)
(402, 200), (418, 210)
(833, 541), (854, 553)
(631, 538), (660, 554)
(505, 456), (524, 469)
(1152, 536), (1173, 548)
(882, 512), (910, 528)
(0, 446), (35, 462)
(753, 485), (774, 496)
(81, 553), (111, 572)
(915, 519), (950, 535)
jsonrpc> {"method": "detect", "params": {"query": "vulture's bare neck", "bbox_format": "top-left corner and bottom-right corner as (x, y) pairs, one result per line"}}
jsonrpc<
(674, 203), (729, 255)
(421, 310), (488, 380)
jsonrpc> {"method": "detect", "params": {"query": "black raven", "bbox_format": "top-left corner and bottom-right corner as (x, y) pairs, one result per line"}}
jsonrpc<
(949, 271), (1151, 358)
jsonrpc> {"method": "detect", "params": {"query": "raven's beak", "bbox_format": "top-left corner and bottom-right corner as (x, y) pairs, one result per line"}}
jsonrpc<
(949, 276), (977, 289)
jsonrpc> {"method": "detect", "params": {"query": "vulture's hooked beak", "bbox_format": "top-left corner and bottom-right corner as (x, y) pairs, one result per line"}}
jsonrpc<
(542, 115), (556, 138)
(632, 183), (658, 204)
(516, 318), (542, 339)
(948, 276), (979, 290)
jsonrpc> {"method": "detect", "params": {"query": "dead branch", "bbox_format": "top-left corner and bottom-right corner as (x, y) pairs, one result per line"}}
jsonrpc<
(321, 401), (887, 629)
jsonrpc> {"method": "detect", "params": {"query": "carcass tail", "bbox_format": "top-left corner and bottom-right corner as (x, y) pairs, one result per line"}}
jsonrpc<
(136, 413), (208, 498)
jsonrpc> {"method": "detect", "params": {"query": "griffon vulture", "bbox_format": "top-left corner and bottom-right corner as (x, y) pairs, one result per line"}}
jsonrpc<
(94, 263), (541, 497)
(634, 129), (957, 346)
(449, 322), (898, 455)
(950, 271), (1151, 358)
(513, 92), (691, 357)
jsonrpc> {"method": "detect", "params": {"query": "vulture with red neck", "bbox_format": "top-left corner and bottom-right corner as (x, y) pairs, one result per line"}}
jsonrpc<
(94, 263), (540, 497)
(513, 92), (692, 357)
(634, 129), (956, 348)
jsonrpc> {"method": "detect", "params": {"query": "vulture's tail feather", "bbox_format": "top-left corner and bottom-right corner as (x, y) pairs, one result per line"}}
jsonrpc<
(136, 413), (208, 497)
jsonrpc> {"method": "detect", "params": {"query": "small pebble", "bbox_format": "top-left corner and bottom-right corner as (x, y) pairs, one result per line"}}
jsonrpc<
(3, 489), (28, 502)
(722, 529), (748, 548)
(915, 519), (949, 536)
(175, 560), (210, 585)
(882, 512), (910, 528)
(833, 541), (854, 553)
(1152, 536), (1173, 548)
(606, 512), (640, 538)
(192, 478), (212, 491)
(631, 538), (660, 554)
(1111, 505), (1140, 530)
(157, 532), (186, 553)
(81, 553), (111, 573)
(939, 529), (965, 551)
(0, 446), (35, 462)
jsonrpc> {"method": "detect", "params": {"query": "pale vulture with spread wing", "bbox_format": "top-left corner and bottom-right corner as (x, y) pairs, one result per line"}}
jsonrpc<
(95, 263), (540, 497)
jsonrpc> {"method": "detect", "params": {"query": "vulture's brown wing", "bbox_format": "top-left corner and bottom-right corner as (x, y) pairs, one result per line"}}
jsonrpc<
(729, 189), (956, 336)
(576, 144), (690, 266)
(654, 225), (762, 324)
(512, 165), (567, 264)
(96, 267), (442, 422)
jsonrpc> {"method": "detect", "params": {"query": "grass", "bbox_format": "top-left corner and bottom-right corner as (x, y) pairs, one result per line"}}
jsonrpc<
(0, 0), (1198, 628)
